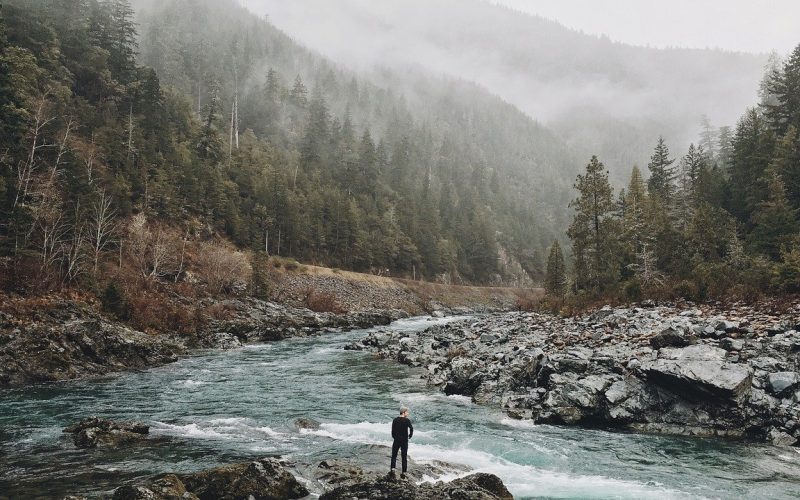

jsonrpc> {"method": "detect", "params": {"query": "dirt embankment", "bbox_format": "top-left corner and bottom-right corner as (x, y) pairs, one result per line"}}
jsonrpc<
(269, 263), (542, 314)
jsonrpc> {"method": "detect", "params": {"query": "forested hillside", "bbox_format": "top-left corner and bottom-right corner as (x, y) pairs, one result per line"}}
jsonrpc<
(255, 0), (767, 185)
(0, 0), (578, 295)
(547, 45), (800, 302)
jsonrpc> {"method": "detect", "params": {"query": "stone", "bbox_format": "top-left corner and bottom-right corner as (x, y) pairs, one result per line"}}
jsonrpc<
(650, 326), (697, 349)
(642, 345), (753, 402)
(766, 372), (799, 396)
(64, 417), (150, 449)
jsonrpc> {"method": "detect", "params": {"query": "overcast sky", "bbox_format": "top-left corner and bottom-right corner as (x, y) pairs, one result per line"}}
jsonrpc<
(492, 0), (800, 54)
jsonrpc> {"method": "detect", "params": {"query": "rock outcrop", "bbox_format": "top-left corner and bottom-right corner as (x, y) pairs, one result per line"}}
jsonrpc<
(351, 303), (800, 446)
(0, 298), (406, 387)
(63, 417), (151, 449)
(314, 458), (512, 500)
(111, 457), (309, 500)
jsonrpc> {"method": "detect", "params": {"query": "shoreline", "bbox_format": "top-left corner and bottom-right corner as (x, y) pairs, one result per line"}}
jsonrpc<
(350, 302), (800, 447)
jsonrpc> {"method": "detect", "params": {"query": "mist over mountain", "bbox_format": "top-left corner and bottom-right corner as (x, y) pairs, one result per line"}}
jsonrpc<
(252, 0), (769, 181)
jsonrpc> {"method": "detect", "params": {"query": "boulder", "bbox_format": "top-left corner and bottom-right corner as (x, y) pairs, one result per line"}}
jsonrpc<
(766, 372), (799, 396)
(294, 417), (321, 430)
(319, 471), (512, 500)
(444, 357), (483, 396)
(642, 345), (752, 402)
(63, 417), (150, 449)
(650, 326), (697, 349)
(179, 457), (309, 500)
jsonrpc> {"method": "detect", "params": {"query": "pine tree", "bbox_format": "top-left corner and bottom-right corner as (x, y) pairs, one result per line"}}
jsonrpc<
(699, 115), (716, 161)
(647, 137), (676, 202)
(772, 127), (800, 209)
(729, 109), (775, 223)
(749, 170), (799, 260)
(289, 75), (308, 108)
(717, 126), (734, 172)
(567, 156), (619, 292)
(621, 166), (649, 271)
(544, 240), (567, 297)
(765, 44), (800, 135)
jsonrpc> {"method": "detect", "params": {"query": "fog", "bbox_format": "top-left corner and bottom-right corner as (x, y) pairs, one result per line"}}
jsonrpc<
(237, 0), (786, 177)
(494, 0), (800, 54)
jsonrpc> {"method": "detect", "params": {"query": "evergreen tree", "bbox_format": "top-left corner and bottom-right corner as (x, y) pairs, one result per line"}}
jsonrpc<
(544, 240), (567, 297)
(765, 44), (800, 135)
(717, 126), (734, 172)
(749, 170), (799, 260)
(729, 109), (775, 223)
(647, 137), (676, 202)
(567, 156), (619, 292)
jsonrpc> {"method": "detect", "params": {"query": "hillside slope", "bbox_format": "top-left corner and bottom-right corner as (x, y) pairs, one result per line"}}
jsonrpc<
(254, 0), (768, 183)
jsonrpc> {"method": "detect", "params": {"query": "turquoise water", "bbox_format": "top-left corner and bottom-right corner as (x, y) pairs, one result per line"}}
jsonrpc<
(1, 315), (799, 499)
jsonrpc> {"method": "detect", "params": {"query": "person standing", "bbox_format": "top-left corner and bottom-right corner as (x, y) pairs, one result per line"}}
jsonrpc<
(390, 407), (413, 477)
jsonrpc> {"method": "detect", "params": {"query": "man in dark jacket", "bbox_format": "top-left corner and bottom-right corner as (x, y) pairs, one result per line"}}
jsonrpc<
(390, 407), (414, 476)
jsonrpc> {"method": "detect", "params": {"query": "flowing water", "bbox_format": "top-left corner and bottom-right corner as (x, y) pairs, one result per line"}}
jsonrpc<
(1, 315), (799, 499)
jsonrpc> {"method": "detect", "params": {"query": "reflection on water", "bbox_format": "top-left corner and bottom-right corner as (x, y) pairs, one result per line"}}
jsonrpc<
(1, 315), (798, 499)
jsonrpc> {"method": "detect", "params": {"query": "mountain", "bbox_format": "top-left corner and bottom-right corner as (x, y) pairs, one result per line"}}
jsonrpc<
(252, 0), (769, 184)
(0, 0), (580, 289)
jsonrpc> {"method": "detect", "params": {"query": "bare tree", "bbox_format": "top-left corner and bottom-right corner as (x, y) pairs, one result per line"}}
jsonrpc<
(61, 216), (87, 285)
(89, 190), (118, 273)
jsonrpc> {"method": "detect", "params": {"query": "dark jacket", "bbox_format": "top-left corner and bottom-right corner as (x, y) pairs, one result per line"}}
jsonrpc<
(391, 416), (413, 442)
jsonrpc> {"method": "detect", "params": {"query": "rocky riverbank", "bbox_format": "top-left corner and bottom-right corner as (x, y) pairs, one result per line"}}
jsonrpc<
(0, 297), (406, 387)
(350, 303), (800, 446)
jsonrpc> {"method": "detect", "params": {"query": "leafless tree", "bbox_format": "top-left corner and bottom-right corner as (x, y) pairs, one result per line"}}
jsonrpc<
(89, 190), (118, 273)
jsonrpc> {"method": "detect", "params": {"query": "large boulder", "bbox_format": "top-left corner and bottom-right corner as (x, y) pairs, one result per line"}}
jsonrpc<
(63, 417), (150, 449)
(112, 458), (308, 500)
(444, 357), (483, 396)
(319, 472), (512, 500)
(642, 345), (752, 402)
(180, 457), (309, 500)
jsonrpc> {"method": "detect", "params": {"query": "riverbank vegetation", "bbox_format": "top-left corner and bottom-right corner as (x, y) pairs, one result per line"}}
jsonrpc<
(545, 45), (800, 308)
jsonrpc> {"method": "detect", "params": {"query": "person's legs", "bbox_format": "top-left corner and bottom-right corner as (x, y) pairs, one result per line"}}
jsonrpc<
(400, 440), (408, 473)
(391, 440), (400, 470)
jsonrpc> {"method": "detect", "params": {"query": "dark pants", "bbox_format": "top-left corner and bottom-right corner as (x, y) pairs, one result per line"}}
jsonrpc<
(391, 439), (408, 472)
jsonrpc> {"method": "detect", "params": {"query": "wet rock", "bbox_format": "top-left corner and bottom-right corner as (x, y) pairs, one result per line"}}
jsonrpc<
(319, 471), (512, 500)
(63, 417), (150, 449)
(180, 457), (308, 500)
(294, 417), (321, 430)
(113, 458), (308, 500)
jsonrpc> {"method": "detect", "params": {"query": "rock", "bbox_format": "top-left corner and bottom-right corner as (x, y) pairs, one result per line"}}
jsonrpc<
(642, 345), (752, 402)
(444, 357), (483, 396)
(63, 417), (150, 449)
(113, 458), (308, 500)
(766, 372), (799, 396)
(719, 338), (745, 352)
(431, 310), (446, 318)
(180, 457), (308, 500)
(294, 417), (321, 430)
(319, 471), (512, 500)
(650, 326), (697, 349)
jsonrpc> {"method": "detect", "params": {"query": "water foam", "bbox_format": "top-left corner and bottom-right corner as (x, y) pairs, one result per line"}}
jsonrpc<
(302, 420), (700, 499)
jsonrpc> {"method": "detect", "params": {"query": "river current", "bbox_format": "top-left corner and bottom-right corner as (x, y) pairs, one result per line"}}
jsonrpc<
(1, 315), (799, 499)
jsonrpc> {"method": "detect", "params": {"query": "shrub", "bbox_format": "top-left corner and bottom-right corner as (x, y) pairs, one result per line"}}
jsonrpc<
(673, 280), (700, 301)
(251, 252), (272, 300)
(194, 241), (252, 295)
(304, 290), (345, 313)
(623, 280), (643, 302)
(101, 282), (129, 320)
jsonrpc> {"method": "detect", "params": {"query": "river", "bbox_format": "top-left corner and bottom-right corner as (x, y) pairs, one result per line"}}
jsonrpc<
(1, 315), (799, 499)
